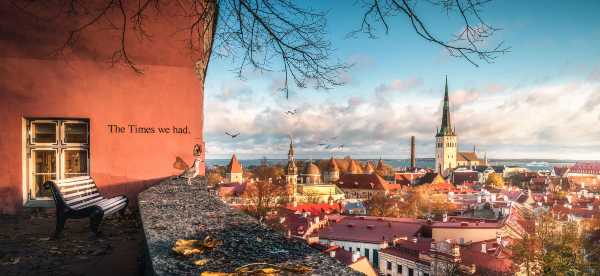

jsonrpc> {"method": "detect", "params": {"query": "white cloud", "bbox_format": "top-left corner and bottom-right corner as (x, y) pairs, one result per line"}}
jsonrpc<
(205, 77), (600, 160)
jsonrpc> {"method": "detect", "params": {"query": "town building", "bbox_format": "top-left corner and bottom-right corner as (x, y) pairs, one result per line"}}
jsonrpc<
(284, 139), (345, 203)
(317, 216), (425, 268)
(336, 173), (401, 199)
(312, 244), (378, 276)
(225, 154), (244, 183)
(434, 78), (487, 177)
(435, 77), (458, 176)
(0, 3), (209, 214)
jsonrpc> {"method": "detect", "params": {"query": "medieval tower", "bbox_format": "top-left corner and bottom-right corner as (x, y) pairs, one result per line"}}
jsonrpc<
(435, 77), (458, 176)
(285, 137), (298, 198)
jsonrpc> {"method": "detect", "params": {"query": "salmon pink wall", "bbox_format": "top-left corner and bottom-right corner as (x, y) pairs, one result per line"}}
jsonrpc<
(0, 1), (209, 214)
(0, 57), (205, 214)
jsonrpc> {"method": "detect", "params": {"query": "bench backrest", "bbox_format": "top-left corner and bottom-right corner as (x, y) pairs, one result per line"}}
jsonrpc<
(48, 176), (103, 210)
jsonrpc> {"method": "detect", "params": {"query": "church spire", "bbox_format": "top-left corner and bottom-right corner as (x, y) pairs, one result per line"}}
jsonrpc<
(287, 135), (295, 161)
(438, 76), (454, 136)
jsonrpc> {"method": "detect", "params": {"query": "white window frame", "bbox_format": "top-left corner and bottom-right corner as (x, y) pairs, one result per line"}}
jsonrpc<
(61, 148), (90, 179)
(25, 118), (90, 204)
(28, 148), (59, 200)
(61, 120), (89, 146)
(29, 120), (59, 146)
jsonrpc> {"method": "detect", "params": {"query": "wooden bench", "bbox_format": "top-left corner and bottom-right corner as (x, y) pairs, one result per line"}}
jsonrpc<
(44, 176), (128, 237)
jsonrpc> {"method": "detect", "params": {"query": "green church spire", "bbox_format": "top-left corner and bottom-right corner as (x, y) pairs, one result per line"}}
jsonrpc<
(437, 76), (455, 136)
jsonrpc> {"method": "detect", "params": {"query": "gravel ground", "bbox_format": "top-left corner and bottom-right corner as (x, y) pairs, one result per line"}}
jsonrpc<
(0, 209), (143, 276)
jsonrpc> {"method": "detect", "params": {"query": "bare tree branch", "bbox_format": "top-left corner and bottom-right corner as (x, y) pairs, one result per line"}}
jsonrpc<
(355, 0), (509, 66)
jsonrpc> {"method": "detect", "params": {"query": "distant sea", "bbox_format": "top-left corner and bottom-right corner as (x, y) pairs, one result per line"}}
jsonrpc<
(206, 158), (578, 172)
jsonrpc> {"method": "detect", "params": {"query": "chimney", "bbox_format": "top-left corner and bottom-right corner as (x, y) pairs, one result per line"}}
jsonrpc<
(410, 136), (416, 168)
(329, 250), (336, 258)
(481, 243), (487, 253)
(352, 251), (360, 263)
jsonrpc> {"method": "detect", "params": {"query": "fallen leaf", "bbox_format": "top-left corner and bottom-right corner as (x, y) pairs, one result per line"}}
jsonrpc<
(257, 267), (279, 274)
(202, 235), (222, 249)
(172, 239), (203, 256)
(200, 272), (234, 276)
(194, 259), (209, 267)
(281, 264), (313, 273)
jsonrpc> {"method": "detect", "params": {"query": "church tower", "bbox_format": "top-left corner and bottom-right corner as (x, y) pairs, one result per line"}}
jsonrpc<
(285, 137), (298, 198)
(435, 77), (458, 177)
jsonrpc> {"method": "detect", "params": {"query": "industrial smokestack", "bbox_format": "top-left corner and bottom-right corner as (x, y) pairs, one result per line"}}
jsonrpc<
(410, 136), (416, 168)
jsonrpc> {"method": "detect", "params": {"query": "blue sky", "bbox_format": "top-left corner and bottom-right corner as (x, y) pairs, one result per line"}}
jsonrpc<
(204, 0), (600, 160)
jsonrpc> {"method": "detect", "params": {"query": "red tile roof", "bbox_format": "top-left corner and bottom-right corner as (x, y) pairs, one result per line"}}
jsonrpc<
(228, 154), (243, 173)
(452, 171), (479, 185)
(571, 161), (600, 175)
(395, 172), (426, 185)
(284, 203), (341, 217)
(317, 216), (424, 244)
(337, 173), (400, 191)
(460, 239), (517, 274)
(553, 166), (571, 177)
(457, 152), (479, 162)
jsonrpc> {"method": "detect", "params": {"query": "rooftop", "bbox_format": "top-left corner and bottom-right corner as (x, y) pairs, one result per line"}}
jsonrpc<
(318, 216), (424, 244)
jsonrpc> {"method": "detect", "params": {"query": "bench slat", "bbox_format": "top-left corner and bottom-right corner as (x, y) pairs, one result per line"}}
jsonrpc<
(62, 188), (99, 200)
(60, 183), (96, 193)
(53, 176), (91, 184)
(103, 202), (127, 216)
(57, 179), (95, 188)
(70, 196), (105, 210)
(65, 193), (102, 206)
(97, 197), (127, 210)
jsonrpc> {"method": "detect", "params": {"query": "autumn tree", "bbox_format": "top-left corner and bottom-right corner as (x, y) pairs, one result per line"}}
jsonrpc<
(206, 165), (226, 186)
(366, 193), (397, 217)
(9, 0), (508, 98)
(486, 172), (505, 189)
(242, 180), (286, 220)
(250, 164), (284, 182)
(510, 209), (598, 275)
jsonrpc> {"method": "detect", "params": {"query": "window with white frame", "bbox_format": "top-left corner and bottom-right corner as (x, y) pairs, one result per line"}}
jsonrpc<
(27, 119), (89, 200)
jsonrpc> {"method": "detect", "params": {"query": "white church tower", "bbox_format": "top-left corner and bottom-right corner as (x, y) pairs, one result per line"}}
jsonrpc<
(435, 77), (457, 177)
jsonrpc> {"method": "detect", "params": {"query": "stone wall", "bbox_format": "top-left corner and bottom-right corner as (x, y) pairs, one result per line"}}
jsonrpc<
(139, 177), (360, 275)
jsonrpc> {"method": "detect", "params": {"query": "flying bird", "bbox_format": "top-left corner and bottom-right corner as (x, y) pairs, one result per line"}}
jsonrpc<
(225, 131), (240, 138)
(284, 109), (297, 115)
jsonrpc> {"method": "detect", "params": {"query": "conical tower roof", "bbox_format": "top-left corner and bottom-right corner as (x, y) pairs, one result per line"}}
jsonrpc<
(437, 76), (455, 137)
(228, 154), (243, 173)
(348, 159), (363, 174)
(327, 157), (339, 172)
(365, 161), (375, 173)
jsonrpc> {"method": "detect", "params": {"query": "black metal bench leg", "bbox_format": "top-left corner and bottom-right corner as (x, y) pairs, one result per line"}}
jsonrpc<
(53, 213), (66, 239)
(90, 210), (104, 236)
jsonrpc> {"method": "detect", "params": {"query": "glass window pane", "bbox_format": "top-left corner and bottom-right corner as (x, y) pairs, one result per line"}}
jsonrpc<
(64, 150), (88, 177)
(64, 123), (88, 144)
(32, 150), (56, 198)
(32, 122), (57, 144)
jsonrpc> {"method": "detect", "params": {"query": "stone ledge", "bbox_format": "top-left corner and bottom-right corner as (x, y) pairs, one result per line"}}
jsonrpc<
(139, 177), (361, 275)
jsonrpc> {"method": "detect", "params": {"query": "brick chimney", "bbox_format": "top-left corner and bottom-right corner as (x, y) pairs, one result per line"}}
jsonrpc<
(410, 136), (416, 168)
